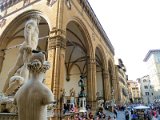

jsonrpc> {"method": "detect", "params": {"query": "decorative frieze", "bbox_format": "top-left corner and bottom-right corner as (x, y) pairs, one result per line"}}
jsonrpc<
(23, 0), (30, 6)
(47, 0), (57, 7)
(0, 0), (23, 12)
(65, 0), (71, 9)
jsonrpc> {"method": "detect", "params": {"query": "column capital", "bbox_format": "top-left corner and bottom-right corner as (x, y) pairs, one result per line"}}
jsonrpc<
(87, 58), (96, 64)
(48, 28), (66, 50)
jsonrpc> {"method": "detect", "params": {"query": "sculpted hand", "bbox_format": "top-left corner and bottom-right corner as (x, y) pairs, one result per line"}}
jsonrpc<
(42, 61), (50, 71)
(24, 45), (32, 54)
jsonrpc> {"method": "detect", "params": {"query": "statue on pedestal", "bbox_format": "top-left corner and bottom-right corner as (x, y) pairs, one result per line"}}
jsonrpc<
(78, 75), (87, 112)
(78, 75), (85, 97)
(14, 51), (55, 120)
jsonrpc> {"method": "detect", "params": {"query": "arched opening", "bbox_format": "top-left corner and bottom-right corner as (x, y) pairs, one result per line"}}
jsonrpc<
(95, 47), (105, 100)
(0, 12), (50, 92)
(64, 21), (90, 107)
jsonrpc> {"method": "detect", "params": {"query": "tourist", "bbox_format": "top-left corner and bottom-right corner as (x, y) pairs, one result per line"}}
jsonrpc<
(125, 110), (130, 120)
(89, 112), (94, 120)
(108, 116), (111, 120)
(113, 116), (116, 120)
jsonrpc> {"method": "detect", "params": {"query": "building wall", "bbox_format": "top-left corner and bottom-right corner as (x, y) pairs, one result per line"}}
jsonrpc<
(144, 50), (160, 100)
(127, 80), (141, 103)
(115, 59), (129, 105)
(137, 75), (154, 104)
(0, 0), (118, 115)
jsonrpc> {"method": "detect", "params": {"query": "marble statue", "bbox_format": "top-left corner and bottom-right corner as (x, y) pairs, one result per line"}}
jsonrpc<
(14, 51), (55, 120)
(3, 14), (41, 95)
(70, 88), (75, 97)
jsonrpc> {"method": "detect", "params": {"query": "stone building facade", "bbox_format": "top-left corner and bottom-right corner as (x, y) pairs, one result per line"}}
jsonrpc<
(115, 58), (129, 105)
(0, 0), (118, 119)
(137, 75), (154, 104)
(144, 49), (160, 101)
(127, 80), (141, 103)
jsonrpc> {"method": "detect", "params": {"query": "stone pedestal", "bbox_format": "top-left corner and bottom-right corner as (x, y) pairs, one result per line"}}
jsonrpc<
(79, 97), (87, 113)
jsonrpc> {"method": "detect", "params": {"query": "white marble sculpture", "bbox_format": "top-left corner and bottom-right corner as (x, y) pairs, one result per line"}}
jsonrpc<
(3, 14), (41, 95)
(14, 51), (55, 120)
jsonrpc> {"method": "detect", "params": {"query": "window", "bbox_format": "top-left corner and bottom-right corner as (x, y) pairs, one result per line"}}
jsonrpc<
(143, 79), (146, 82)
(145, 92), (149, 96)
(152, 93), (153, 95)
(144, 86), (148, 89)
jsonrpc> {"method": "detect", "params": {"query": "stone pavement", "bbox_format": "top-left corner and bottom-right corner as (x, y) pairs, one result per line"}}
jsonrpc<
(117, 111), (126, 120)
(105, 110), (126, 120)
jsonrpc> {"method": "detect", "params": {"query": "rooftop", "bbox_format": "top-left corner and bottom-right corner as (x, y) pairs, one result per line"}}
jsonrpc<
(143, 49), (160, 62)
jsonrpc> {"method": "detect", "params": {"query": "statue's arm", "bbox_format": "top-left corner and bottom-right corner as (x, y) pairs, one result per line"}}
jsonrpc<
(13, 97), (17, 105)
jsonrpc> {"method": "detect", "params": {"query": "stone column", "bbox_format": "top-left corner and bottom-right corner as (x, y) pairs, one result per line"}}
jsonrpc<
(112, 76), (117, 102)
(102, 70), (109, 101)
(87, 58), (97, 110)
(47, 28), (66, 119)
(45, 31), (56, 89)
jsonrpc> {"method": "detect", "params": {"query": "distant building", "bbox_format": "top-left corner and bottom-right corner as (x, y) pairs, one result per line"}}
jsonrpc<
(115, 58), (129, 105)
(137, 75), (154, 105)
(144, 49), (160, 101)
(127, 80), (141, 103)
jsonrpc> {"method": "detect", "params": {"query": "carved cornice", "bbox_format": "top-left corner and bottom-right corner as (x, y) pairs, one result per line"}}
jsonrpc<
(47, 0), (57, 7)
(48, 28), (66, 50)
(77, 0), (114, 55)
(87, 58), (96, 64)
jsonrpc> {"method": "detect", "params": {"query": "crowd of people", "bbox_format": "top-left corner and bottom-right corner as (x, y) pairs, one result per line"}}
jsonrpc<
(124, 104), (160, 120)
(62, 102), (160, 120)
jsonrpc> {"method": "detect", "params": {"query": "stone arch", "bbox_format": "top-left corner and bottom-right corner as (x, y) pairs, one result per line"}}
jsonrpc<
(95, 44), (107, 100)
(95, 44), (108, 69)
(0, 10), (51, 92)
(66, 16), (93, 57)
(64, 17), (93, 99)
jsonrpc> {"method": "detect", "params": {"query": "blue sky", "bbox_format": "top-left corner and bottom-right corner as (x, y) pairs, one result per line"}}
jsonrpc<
(88, 0), (160, 80)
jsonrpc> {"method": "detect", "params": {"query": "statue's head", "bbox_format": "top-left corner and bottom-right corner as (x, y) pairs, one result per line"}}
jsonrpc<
(29, 14), (41, 24)
(27, 51), (50, 73)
